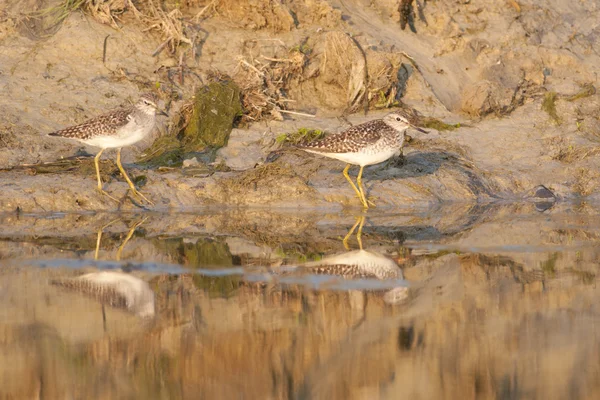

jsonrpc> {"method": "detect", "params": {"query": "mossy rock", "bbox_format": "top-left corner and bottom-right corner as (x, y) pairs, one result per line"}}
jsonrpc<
(137, 134), (183, 168)
(181, 81), (243, 152)
(153, 237), (234, 268)
(228, 163), (300, 190)
(185, 238), (234, 268)
(192, 274), (242, 298)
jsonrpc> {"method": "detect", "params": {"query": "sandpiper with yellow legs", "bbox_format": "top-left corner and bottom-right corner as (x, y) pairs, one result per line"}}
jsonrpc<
(48, 93), (168, 205)
(299, 215), (409, 304)
(52, 217), (155, 319)
(298, 112), (427, 209)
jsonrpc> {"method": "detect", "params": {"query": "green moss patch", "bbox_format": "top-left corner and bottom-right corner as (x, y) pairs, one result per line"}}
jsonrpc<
(276, 128), (326, 146)
(137, 135), (183, 168)
(542, 91), (562, 125)
(565, 83), (596, 102)
(181, 81), (243, 152)
(421, 117), (461, 131)
(138, 81), (242, 168)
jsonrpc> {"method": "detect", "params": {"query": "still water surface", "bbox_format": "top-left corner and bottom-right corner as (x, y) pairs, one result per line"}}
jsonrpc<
(1, 202), (600, 399)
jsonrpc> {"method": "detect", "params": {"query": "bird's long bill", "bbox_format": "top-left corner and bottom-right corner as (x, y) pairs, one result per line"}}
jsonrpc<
(158, 108), (169, 117)
(411, 124), (428, 134)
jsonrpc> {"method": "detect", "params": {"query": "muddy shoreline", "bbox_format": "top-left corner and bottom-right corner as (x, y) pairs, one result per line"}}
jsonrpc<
(2, 0), (600, 212)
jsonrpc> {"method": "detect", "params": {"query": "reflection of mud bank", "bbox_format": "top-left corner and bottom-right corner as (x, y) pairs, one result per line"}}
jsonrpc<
(2, 207), (600, 398)
(2, 202), (600, 282)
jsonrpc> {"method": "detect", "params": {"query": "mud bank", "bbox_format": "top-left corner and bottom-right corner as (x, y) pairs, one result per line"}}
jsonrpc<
(2, 0), (600, 211)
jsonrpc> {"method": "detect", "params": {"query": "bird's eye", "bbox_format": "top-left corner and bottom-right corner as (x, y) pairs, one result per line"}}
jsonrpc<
(143, 100), (150, 105)
(396, 117), (401, 121)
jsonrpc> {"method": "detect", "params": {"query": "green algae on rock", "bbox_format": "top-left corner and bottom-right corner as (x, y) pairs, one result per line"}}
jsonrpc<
(153, 237), (234, 268)
(137, 135), (183, 168)
(139, 81), (242, 168)
(276, 128), (326, 147)
(565, 83), (596, 102)
(542, 91), (562, 125)
(181, 81), (243, 152)
(421, 117), (461, 131)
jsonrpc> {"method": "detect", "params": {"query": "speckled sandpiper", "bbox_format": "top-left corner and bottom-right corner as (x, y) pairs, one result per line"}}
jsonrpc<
(48, 93), (168, 204)
(52, 271), (155, 318)
(298, 112), (427, 209)
(298, 216), (409, 304)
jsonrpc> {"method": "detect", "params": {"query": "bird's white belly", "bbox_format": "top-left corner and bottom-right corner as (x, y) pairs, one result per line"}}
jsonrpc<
(83, 121), (154, 149)
(309, 146), (401, 167)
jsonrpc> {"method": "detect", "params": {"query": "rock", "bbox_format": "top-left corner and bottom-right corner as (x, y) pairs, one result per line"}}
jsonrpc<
(181, 81), (243, 152)
(216, 146), (263, 171)
(528, 185), (557, 212)
(460, 80), (501, 116)
(207, 162), (316, 205)
(182, 157), (201, 168)
(532, 185), (556, 201)
(137, 135), (183, 168)
(215, 128), (266, 171)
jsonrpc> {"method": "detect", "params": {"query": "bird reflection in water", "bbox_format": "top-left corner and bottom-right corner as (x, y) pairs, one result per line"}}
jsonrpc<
(299, 215), (409, 305)
(51, 217), (155, 320)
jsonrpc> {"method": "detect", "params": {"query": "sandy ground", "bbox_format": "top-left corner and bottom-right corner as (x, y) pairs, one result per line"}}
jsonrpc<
(2, 0), (600, 212)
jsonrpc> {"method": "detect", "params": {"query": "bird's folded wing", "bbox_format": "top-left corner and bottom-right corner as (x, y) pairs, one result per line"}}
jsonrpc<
(48, 109), (130, 139)
(298, 120), (389, 153)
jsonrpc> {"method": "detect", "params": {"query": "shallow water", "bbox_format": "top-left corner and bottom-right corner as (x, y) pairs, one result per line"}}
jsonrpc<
(2, 202), (600, 399)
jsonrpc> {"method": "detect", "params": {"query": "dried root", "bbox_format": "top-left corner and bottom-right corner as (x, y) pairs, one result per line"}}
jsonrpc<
(233, 40), (308, 122)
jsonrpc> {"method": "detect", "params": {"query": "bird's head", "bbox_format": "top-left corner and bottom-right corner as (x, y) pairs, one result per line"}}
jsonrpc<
(383, 112), (427, 133)
(137, 93), (169, 117)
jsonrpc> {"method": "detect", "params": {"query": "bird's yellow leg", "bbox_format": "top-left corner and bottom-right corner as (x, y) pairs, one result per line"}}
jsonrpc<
(356, 166), (374, 208)
(342, 215), (366, 250)
(356, 215), (365, 250)
(116, 148), (154, 205)
(116, 217), (148, 261)
(94, 218), (121, 260)
(94, 149), (119, 202)
(343, 164), (367, 208)
(94, 149), (104, 191)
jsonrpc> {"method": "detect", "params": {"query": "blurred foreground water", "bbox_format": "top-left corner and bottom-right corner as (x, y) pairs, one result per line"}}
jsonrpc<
(1, 202), (600, 399)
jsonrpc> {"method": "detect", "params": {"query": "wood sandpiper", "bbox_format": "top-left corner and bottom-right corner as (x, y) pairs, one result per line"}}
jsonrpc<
(299, 216), (409, 304)
(48, 93), (168, 204)
(298, 112), (427, 209)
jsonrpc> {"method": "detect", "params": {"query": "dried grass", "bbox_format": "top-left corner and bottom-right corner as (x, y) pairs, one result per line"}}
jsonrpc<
(555, 146), (600, 164)
(233, 41), (307, 122)
(367, 52), (401, 109)
(25, 0), (205, 58)
(85, 0), (128, 27)
(548, 136), (600, 164)
(574, 167), (600, 196)
(8, 156), (119, 180)
(320, 32), (367, 112)
(139, 1), (194, 57)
